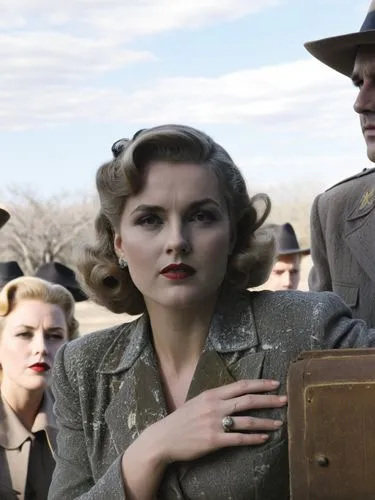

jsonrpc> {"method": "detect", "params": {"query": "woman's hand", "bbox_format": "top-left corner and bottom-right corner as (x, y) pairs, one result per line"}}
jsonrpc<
(134, 379), (286, 466)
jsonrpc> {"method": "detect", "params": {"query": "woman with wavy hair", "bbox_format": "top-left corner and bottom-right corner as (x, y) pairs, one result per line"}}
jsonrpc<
(49, 124), (375, 500)
(0, 276), (78, 499)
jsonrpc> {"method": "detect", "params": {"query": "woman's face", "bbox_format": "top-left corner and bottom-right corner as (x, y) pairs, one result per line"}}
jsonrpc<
(0, 299), (68, 393)
(115, 161), (234, 310)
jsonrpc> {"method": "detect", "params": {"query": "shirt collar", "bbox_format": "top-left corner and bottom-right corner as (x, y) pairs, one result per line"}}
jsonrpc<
(0, 389), (57, 450)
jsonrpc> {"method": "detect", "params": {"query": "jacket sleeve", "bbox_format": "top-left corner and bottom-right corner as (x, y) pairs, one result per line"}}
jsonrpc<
(308, 194), (332, 292)
(308, 292), (375, 350)
(48, 343), (126, 500)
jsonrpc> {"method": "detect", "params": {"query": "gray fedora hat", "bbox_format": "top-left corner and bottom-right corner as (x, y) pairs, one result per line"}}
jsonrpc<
(265, 223), (310, 257)
(305, 1), (375, 77)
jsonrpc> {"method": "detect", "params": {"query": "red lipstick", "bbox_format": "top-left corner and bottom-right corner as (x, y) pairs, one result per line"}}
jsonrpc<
(161, 263), (195, 280)
(29, 362), (50, 373)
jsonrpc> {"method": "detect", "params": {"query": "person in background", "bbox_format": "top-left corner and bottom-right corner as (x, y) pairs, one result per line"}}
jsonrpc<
(0, 276), (78, 499)
(263, 223), (310, 291)
(0, 261), (24, 290)
(35, 262), (88, 303)
(305, 0), (375, 326)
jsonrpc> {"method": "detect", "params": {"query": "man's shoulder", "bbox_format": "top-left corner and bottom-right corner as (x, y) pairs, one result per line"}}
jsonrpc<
(325, 168), (375, 194)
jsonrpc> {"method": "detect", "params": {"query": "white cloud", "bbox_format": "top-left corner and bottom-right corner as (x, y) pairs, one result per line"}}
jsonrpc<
(1, 0), (280, 38)
(0, 0), (283, 129)
(0, 56), (358, 147)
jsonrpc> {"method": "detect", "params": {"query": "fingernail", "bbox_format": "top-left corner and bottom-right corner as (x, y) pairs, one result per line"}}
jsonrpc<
(274, 420), (283, 427)
(279, 396), (287, 403)
(261, 434), (269, 440)
(271, 381), (280, 387)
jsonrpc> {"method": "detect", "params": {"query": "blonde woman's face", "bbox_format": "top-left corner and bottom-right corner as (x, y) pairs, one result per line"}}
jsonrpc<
(115, 161), (234, 311)
(0, 299), (68, 393)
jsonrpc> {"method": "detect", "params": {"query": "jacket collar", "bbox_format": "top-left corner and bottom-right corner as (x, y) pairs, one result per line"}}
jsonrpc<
(0, 388), (57, 450)
(102, 288), (264, 466)
(98, 287), (259, 375)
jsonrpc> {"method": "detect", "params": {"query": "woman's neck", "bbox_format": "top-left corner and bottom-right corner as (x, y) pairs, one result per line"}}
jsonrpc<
(1, 381), (44, 431)
(146, 296), (218, 373)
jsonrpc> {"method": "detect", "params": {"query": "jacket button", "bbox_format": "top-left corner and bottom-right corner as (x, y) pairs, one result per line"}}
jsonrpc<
(315, 454), (329, 467)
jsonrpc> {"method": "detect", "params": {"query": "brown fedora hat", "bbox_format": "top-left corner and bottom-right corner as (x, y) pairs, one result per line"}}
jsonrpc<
(0, 205), (10, 229)
(305, 1), (375, 77)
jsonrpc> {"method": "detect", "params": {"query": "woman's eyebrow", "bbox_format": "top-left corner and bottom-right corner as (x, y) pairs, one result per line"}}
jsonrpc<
(131, 198), (221, 216)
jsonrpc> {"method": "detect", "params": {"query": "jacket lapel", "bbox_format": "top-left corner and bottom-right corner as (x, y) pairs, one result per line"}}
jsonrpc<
(32, 388), (58, 456)
(101, 316), (167, 455)
(345, 187), (375, 283)
(101, 289), (263, 457)
(0, 396), (33, 498)
(188, 288), (264, 399)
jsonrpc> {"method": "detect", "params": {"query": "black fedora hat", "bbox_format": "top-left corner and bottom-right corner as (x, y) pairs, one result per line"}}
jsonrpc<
(0, 261), (24, 288)
(305, 1), (375, 77)
(0, 205), (10, 229)
(266, 223), (310, 257)
(35, 262), (88, 302)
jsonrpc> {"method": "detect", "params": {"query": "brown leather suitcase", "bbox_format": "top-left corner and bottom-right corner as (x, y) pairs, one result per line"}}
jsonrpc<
(287, 349), (375, 500)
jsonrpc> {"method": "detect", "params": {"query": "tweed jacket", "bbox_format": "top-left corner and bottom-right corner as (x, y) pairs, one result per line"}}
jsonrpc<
(0, 389), (57, 500)
(48, 288), (375, 500)
(309, 167), (375, 327)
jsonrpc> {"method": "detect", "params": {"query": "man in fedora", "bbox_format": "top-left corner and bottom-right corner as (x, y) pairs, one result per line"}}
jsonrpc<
(263, 223), (310, 291)
(0, 205), (10, 230)
(35, 262), (88, 302)
(305, 0), (375, 326)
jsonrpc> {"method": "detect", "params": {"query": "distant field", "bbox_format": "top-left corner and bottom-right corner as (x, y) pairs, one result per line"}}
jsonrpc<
(75, 256), (313, 335)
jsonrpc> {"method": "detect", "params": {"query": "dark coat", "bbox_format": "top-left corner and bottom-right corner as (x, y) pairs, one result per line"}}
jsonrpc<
(309, 167), (375, 327)
(48, 288), (375, 500)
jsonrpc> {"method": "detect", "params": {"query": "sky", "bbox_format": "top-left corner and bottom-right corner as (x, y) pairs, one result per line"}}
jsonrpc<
(0, 0), (372, 198)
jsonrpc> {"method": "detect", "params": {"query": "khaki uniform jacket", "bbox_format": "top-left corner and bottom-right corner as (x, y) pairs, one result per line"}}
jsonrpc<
(0, 389), (57, 500)
(309, 168), (375, 327)
(48, 288), (375, 500)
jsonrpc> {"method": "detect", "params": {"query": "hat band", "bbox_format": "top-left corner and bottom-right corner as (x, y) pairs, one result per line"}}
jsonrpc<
(361, 10), (375, 31)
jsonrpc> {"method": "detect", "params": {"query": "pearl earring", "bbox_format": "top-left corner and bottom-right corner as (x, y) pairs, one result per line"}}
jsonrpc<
(118, 257), (128, 269)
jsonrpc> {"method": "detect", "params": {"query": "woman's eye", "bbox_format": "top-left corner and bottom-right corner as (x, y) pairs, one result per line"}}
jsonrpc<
(47, 333), (64, 340)
(137, 214), (162, 227)
(191, 211), (216, 223)
(16, 331), (32, 338)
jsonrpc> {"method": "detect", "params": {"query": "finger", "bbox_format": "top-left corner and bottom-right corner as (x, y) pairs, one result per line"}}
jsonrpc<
(214, 379), (281, 400)
(224, 394), (287, 414)
(231, 416), (283, 432)
(218, 432), (271, 448)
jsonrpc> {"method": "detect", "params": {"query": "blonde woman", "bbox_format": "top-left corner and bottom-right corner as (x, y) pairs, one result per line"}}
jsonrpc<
(0, 276), (78, 499)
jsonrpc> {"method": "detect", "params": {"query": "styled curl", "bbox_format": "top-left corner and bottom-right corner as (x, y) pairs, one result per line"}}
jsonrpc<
(79, 124), (275, 314)
(0, 276), (79, 340)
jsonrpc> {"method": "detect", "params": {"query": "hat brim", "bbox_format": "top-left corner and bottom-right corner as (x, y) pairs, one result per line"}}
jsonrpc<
(66, 286), (88, 303)
(305, 30), (375, 77)
(0, 207), (10, 229)
(278, 248), (310, 257)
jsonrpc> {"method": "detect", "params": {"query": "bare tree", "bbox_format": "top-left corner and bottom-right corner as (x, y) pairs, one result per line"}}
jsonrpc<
(263, 179), (324, 247)
(0, 186), (97, 274)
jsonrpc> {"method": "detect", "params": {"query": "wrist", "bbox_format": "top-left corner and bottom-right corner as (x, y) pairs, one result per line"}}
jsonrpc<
(122, 426), (169, 474)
